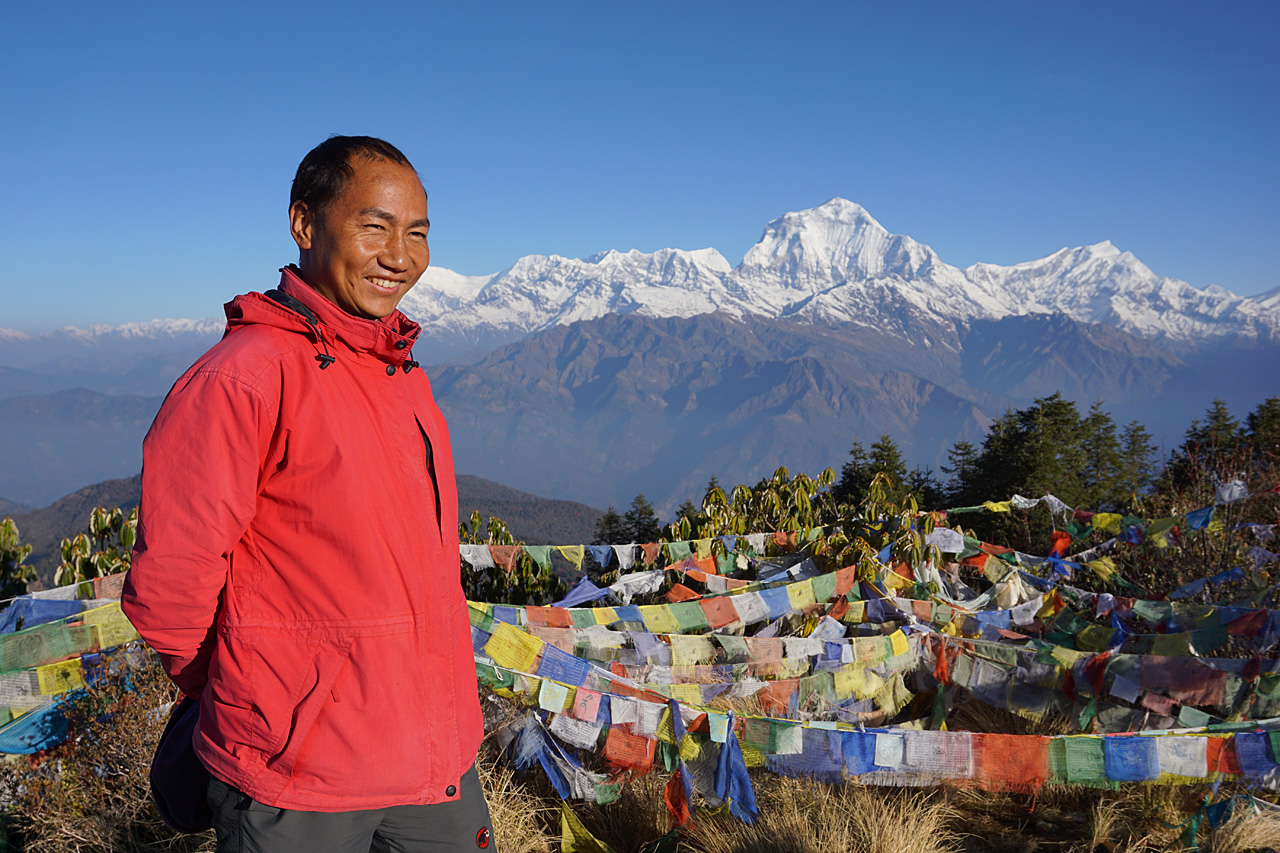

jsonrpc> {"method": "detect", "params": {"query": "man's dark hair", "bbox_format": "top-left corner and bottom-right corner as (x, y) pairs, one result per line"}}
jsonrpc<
(290, 135), (417, 222)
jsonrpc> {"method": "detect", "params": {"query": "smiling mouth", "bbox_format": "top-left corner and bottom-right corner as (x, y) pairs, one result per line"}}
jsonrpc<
(367, 277), (403, 292)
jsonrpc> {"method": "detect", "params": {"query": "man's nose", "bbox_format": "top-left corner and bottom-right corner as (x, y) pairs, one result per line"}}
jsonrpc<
(379, 231), (410, 271)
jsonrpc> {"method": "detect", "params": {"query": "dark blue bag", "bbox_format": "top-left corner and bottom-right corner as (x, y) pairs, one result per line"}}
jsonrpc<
(150, 696), (213, 833)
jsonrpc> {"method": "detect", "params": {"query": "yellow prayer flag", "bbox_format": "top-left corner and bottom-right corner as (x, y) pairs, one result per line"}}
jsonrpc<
(786, 579), (816, 611)
(982, 501), (1012, 513)
(836, 665), (885, 700)
(740, 741), (766, 768)
(561, 803), (618, 853)
(1151, 632), (1194, 657)
(1144, 518), (1177, 550)
(1093, 513), (1122, 535)
(485, 622), (544, 672)
(854, 636), (888, 665)
(37, 658), (85, 695)
(669, 683), (702, 706)
(833, 668), (857, 699)
(638, 605), (680, 635)
(882, 571), (911, 590)
(1050, 645), (1087, 669)
(657, 707), (677, 744)
(1085, 557), (1117, 581)
(889, 630), (909, 658)
(594, 607), (618, 625)
(693, 538), (713, 559)
(80, 601), (140, 648)
(556, 546), (585, 570)
(679, 734), (701, 762)
(669, 636), (714, 666)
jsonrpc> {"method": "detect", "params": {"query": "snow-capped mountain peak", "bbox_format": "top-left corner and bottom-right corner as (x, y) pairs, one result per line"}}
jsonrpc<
(392, 198), (1278, 362)
(738, 198), (944, 283)
(15, 199), (1274, 366)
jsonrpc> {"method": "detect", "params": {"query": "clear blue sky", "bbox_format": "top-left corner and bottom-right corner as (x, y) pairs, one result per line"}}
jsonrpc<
(2, 1), (1276, 331)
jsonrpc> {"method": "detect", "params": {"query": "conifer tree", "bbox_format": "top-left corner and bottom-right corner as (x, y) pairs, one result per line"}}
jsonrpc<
(1246, 396), (1280, 468)
(906, 466), (945, 510)
(593, 506), (630, 544)
(1079, 401), (1124, 509)
(835, 439), (870, 505)
(868, 434), (909, 491)
(1167, 399), (1243, 488)
(1119, 420), (1157, 502)
(623, 494), (661, 543)
(941, 439), (980, 506)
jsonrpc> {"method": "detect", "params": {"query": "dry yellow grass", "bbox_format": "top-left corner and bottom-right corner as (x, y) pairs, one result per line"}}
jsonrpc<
(685, 775), (958, 853)
(1205, 801), (1280, 853)
(476, 753), (557, 853)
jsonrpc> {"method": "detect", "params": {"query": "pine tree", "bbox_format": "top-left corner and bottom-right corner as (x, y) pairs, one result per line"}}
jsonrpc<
(1167, 399), (1243, 488)
(1119, 420), (1157, 503)
(1246, 396), (1280, 467)
(672, 499), (701, 535)
(868, 434), (909, 492)
(1016, 393), (1086, 504)
(906, 466), (944, 509)
(836, 439), (870, 505)
(623, 494), (662, 543)
(1079, 401), (1124, 509)
(593, 506), (630, 544)
(941, 439), (980, 506)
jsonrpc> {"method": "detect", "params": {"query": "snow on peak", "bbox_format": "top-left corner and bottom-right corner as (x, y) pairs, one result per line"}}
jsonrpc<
(392, 198), (1279, 361)
(739, 197), (945, 283)
(25, 200), (1275, 361)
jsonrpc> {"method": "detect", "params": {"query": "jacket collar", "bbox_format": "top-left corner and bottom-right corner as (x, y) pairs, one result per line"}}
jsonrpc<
(277, 267), (421, 365)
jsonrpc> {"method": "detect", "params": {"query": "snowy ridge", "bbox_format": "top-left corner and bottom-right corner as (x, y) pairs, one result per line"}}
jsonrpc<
(399, 198), (1280, 358)
(12, 200), (1278, 363)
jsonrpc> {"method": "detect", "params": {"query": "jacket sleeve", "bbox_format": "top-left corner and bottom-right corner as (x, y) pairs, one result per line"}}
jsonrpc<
(121, 365), (273, 698)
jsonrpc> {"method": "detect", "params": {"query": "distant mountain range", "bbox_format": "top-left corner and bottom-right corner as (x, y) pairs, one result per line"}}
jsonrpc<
(9, 473), (603, 588)
(1, 199), (1276, 513)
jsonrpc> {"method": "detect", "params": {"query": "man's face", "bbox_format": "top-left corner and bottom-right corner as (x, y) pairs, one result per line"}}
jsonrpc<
(290, 157), (430, 320)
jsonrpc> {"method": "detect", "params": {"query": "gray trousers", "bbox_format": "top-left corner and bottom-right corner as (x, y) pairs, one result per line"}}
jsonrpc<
(207, 765), (494, 852)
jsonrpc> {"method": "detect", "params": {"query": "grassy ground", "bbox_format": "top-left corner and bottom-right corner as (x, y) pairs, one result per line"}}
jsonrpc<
(3, 652), (1280, 852)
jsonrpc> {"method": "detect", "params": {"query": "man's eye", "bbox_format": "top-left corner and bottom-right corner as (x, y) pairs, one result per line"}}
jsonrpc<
(364, 222), (385, 230)
(410, 231), (428, 240)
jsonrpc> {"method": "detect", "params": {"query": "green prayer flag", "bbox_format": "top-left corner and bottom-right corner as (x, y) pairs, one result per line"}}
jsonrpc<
(810, 571), (837, 603)
(668, 601), (710, 632)
(523, 545), (552, 571)
(666, 541), (693, 562)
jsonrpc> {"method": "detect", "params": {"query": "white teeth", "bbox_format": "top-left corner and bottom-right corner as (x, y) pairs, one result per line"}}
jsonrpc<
(368, 278), (399, 290)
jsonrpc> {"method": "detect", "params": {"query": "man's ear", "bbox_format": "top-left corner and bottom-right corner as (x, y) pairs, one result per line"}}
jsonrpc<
(289, 201), (314, 251)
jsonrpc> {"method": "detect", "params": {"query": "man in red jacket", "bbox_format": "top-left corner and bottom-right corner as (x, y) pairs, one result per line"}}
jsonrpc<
(122, 136), (491, 851)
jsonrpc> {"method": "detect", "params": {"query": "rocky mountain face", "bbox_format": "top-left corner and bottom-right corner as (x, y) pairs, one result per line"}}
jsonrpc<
(1, 199), (1275, 513)
(427, 310), (1203, 515)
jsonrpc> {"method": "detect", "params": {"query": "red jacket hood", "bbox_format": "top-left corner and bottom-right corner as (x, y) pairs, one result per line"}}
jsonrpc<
(223, 267), (422, 368)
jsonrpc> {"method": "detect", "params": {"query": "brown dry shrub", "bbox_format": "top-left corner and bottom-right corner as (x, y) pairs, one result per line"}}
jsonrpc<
(0, 646), (214, 853)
